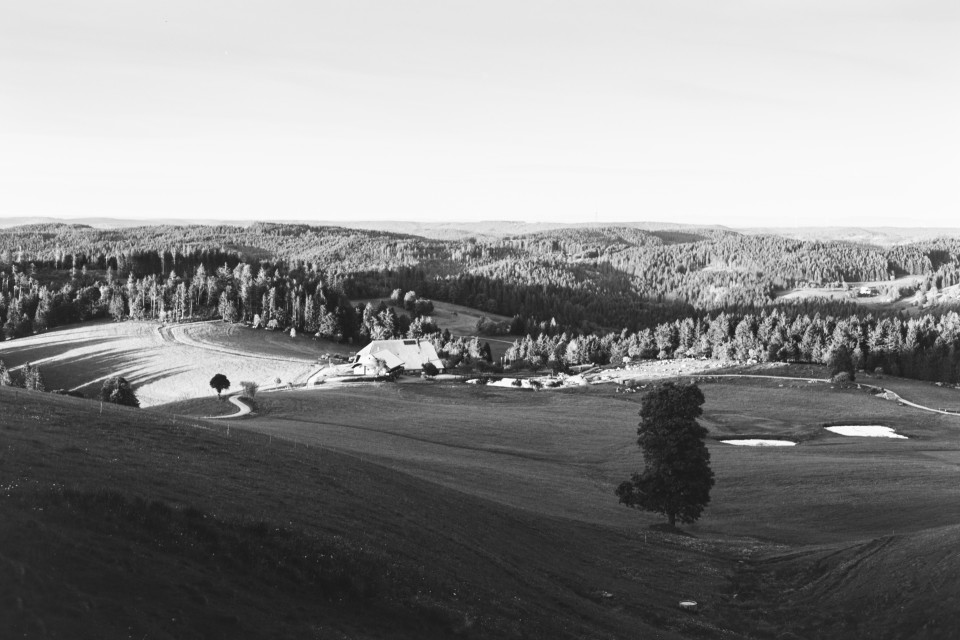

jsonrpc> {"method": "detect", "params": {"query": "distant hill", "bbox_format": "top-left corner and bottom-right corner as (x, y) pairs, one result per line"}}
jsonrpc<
(739, 226), (960, 246)
(312, 220), (732, 240)
(0, 216), (251, 229)
(0, 216), (732, 241)
(5, 216), (959, 245)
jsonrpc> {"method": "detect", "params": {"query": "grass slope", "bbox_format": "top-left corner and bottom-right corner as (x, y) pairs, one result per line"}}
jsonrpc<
(196, 377), (960, 638)
(5, 369), (960, 638)
(1, 387), (727, 639)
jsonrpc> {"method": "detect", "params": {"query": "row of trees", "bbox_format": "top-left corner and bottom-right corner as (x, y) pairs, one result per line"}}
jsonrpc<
(0, 257), (442, 346)
(502, 309), (960, 384)
(0, 360), (43, 390)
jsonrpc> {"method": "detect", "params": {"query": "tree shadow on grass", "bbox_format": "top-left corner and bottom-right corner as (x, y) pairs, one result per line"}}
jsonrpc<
(0, 336), (129, 366)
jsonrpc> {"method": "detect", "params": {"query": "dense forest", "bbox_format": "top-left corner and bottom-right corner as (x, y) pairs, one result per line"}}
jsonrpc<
(4, 222), (960, 383)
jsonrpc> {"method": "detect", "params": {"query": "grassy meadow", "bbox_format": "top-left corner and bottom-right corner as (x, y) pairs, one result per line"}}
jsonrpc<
(3, 321), (960, 638)
(2, 386), (728, 639)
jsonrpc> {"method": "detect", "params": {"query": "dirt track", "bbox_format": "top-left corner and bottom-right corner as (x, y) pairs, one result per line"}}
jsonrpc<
(203, 395), (252, 419)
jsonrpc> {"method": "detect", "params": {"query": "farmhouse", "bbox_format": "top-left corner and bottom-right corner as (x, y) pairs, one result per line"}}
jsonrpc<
(351, 339), (445, 375)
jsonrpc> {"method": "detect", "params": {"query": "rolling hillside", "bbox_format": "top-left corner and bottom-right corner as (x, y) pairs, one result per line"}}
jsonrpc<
(4, 367), (960, 637)
(1, 387), (716, 639)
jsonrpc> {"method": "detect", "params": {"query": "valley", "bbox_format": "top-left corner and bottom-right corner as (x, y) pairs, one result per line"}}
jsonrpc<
(3, 221), (960, 639)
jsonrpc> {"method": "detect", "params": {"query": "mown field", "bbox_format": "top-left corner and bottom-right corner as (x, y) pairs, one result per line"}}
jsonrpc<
(174, 321), (356, 362)
(2, 386), (734, 639)
(4, 330), (960, 637)
(187, 374), (960, 638)
(0, 320), (321, 407)
(222, 379), (960, 546)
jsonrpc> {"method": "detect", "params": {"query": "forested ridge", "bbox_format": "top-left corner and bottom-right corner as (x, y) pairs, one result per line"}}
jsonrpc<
(5, 222), (960, 383)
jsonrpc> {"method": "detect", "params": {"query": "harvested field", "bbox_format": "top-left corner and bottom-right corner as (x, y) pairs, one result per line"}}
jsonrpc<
(172, 321), (355, 362)
(0, 321), (319, 407)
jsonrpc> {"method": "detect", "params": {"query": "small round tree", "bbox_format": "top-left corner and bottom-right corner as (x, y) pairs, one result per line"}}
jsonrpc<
(239, 380), (258, 399)
(210, 373), (231, 399)
(99, 377), (139, 408)
(616, 382), (714, 528)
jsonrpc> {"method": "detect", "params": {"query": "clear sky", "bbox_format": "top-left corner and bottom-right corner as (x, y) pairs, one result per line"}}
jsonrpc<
(1, 1), (957, 227)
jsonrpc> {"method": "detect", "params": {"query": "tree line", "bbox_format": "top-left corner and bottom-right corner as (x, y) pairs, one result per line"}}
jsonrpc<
(5, 223), (960, 383)
(502, 308), (960, 384)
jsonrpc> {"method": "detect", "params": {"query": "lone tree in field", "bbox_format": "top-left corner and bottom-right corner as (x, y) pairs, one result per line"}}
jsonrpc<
(99, 377), (139, 408)
(210, 373), (231, 398)
(616, 382), (714, 528)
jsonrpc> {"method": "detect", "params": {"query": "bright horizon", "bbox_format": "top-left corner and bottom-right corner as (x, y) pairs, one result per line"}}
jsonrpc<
(2, 2), (958, 227)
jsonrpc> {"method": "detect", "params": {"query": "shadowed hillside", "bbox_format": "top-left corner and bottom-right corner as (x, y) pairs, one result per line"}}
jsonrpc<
(4, 380), (960, 638)
(0, 387), (717, 639)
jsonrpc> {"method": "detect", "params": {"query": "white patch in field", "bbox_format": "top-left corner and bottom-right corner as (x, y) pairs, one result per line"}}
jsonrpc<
(721, 439), (796, 447)
(826, 426), (907, 439)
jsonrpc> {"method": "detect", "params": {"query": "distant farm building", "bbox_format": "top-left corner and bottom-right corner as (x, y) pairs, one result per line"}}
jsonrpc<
(351, 339), (444, 375)
(858, 286), (877, 297)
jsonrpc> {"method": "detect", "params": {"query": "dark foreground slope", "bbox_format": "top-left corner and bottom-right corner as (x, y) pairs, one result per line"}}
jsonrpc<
(728, 525), (960, 639)
(4, 383), (960, 639)
(1, 387), (730, 640)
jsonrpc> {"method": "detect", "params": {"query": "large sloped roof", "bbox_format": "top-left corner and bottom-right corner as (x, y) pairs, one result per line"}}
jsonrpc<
(355, 351), (405, 371)
(355, 339), (443, 370)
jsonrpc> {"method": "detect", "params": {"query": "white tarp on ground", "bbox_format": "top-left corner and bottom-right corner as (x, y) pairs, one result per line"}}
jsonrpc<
(825, 425), (907, 439)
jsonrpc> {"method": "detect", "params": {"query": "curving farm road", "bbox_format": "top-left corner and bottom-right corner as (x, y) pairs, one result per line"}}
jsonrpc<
(202, 395), (252, 419)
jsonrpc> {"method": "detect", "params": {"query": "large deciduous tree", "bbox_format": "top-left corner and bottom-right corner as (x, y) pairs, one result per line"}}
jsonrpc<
(210, 373), (231, 398)
(616, 382), (714, 528)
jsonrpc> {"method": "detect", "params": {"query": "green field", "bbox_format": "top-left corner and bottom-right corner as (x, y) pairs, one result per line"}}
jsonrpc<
(3, 356), (960, 638)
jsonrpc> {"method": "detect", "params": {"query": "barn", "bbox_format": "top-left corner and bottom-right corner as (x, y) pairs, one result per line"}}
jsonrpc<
(350, 339), (445, 375)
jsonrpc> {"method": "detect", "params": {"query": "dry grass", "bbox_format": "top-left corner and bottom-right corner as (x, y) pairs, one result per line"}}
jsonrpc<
(0, 320), (319, 407)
